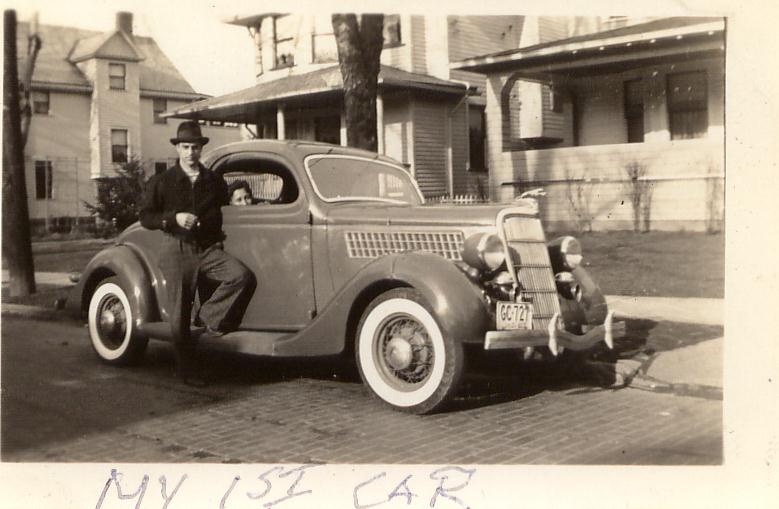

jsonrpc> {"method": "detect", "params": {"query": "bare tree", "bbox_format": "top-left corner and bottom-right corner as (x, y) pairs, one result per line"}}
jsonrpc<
(623, 161), (653, 233)
(2, 10), (39, 297)
(331, 14), (384, 151)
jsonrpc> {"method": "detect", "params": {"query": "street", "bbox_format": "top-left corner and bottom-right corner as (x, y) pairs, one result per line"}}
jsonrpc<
(1, 315), (722, 464)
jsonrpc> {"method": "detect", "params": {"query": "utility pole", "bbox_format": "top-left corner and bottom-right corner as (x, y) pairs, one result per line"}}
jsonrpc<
(2, 9), (37, 296)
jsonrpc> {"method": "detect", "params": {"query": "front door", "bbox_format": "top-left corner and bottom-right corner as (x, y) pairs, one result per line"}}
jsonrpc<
(217, 155), (315, 331)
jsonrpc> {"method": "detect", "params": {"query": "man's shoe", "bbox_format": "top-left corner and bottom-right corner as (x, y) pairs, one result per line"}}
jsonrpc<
(198, 326), (225, 340)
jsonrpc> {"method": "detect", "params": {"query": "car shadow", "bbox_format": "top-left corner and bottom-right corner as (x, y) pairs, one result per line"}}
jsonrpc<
(442, 318), (723, 413)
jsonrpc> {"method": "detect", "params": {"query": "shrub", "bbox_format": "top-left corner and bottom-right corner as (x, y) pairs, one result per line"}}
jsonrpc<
(84, 158), (146, 232)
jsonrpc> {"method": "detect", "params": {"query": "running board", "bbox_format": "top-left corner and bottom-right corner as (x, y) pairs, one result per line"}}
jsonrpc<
(138, 322), (292, 356)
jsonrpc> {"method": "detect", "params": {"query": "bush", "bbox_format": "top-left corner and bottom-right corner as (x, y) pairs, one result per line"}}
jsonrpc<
(84, 158), (146, 232)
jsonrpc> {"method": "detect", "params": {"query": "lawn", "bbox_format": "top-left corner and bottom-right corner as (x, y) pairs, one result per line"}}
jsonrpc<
(3, 230), (724, 307)
(565, 231), (724, 298)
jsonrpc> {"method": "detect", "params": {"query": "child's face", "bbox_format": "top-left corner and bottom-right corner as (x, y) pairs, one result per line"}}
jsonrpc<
(231, 188), (251, 206)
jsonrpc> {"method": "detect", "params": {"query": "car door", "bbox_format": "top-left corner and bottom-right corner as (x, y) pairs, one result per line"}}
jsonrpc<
(217, 153), (315, 331)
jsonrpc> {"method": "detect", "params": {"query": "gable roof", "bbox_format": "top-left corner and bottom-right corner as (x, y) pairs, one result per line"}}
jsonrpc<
(68, 30), (144, 63)
(17, 21), (204, 99)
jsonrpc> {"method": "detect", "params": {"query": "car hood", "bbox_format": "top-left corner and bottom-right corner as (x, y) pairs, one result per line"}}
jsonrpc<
(323, 200), (538, 227)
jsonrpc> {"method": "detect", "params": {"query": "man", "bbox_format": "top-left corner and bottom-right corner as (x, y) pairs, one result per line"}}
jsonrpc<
(140, 121), (252, 385)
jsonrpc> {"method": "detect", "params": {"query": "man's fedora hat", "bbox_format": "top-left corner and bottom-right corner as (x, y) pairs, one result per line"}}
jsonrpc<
(170, 120), (209, 146)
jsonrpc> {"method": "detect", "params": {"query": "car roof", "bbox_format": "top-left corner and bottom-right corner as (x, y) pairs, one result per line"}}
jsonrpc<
(203, 139), (402, 166)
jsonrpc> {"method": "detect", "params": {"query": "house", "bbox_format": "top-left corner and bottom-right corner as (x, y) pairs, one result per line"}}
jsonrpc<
(453, 16), (725, 232)
(165, 14), (724, 232)
(166, 14), (538, 200)
(17, 12), (242, 232)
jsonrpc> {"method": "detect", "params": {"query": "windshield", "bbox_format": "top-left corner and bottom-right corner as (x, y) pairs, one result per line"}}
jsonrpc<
(305, 155), (424, 205)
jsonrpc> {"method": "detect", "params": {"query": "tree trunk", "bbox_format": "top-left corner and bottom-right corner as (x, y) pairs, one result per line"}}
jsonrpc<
(3, 10), (36, 296)
(332, 14), (384, 152)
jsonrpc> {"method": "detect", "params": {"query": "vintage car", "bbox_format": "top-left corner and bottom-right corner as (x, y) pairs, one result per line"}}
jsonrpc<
(67, 140), (624, 414)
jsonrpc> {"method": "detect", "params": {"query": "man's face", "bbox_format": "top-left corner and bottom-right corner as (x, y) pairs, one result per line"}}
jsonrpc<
(176, 142), (202, 167)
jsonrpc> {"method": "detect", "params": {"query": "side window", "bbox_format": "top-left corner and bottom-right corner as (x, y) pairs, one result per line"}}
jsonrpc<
(223, 164), (300, 206)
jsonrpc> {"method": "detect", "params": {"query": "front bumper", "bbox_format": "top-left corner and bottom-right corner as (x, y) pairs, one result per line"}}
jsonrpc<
(484, 310), (625, 355)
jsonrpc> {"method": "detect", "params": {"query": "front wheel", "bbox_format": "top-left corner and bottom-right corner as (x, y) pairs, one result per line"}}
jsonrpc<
(356, 288), (464, 414)
(87, 277), (148, 365)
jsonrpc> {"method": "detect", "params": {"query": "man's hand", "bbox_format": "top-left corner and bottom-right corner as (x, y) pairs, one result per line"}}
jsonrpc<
(175, 212), (198, 230)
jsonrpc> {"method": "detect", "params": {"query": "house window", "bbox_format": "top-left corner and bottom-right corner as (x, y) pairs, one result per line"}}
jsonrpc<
(273, 16), (295, 68)
(33, 90), (50, 114)
(35, 160), (53, 200)
(153, 98), (167, 124)
(155, 162), (168, 174)
(468, 107), (487, 172)
(109, 63), (126, 90)
(312, 17), (338, 63)
(667, 71), (708, 140)
(111, 129), (128, 163)
(383, 15), (402, 47)
(624, 79), (644, 143)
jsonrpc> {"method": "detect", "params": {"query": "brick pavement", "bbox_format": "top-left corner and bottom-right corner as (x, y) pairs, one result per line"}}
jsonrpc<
(6, 376), (721, 465)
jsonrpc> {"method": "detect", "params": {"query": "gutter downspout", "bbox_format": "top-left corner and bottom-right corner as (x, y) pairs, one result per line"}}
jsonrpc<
(447, 79), (472, 196)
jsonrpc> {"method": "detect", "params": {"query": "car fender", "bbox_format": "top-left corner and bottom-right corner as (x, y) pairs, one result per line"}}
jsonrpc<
(273, 252), (489, 356)
(65, 244), (157, 328)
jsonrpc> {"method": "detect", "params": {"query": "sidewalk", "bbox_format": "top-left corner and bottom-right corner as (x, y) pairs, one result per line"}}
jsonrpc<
(1, 270), (74, 287)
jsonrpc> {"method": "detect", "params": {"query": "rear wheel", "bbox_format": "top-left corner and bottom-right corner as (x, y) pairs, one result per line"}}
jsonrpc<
(356, 288), (464, 414)
(87, 277), (148, 365)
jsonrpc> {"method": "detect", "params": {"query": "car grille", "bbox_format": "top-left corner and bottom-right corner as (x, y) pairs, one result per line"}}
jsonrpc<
(345, 231), (465, 261)
(499, 214), (561, 330)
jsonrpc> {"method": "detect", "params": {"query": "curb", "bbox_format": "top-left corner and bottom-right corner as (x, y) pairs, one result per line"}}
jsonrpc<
(1, 303), (75, 322)
(32, 238), (115, 255)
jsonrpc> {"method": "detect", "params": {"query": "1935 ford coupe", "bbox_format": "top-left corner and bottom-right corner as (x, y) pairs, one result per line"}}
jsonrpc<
(67, 140), (624, 414)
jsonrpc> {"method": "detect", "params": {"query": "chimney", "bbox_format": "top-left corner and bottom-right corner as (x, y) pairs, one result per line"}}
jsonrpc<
(116, 12), (133, 36)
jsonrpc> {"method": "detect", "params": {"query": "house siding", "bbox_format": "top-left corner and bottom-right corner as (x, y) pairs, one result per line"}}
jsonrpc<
(410, 16), (428, 76)
(24, 91), (93, 220)
(412, 96), (448, 196)
(448, 16), (524, 94)
(382, 92), (412, 166)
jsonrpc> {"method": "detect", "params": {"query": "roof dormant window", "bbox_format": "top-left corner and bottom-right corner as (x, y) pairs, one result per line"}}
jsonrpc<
(109, 63), (126, 90)
(312, 16), (337, 64)
(273, 16), (296, 68)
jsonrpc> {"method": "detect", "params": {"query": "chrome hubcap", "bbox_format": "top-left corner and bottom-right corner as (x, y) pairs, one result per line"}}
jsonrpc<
(96, 294), (127, 348)
(100, 309), (117, 332)
(376, 315), (433, 387)
(386, 336), (413, 370)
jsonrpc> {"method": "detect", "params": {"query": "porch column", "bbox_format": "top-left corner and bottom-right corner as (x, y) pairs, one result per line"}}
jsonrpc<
(376, 92), (385, 154)
(340, 112), (347, 146)
(276, 103), (286, 140)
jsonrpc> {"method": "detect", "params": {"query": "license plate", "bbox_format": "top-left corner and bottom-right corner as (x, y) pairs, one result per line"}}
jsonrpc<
(496, 301), (533, 330)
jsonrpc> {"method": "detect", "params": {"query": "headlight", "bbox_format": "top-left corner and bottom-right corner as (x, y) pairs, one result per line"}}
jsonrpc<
(560, 236), (583, 270)
(548, 235), (583, 271)
(461, 232), (506, 272)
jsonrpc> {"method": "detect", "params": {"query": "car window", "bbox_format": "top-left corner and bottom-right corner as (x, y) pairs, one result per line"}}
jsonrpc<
(305, 155), (423, 205)
(223, 170), (298, 205)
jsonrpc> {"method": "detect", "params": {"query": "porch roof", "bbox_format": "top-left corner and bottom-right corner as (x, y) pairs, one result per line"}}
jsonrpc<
(452, 17), (725, 77)
(163, 65), (468, 123)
